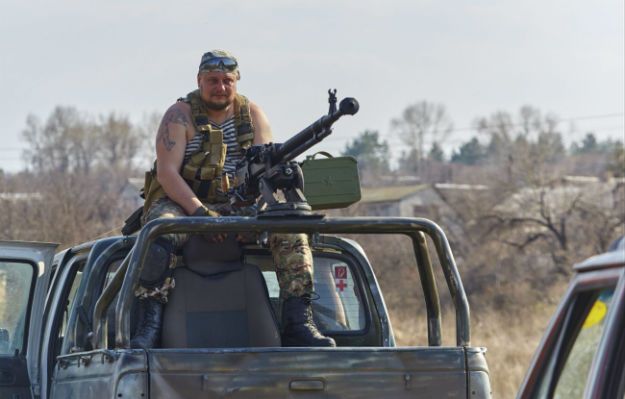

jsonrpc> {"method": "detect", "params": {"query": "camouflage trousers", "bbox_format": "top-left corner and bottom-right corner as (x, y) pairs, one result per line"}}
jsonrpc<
(136, 197), (313, 302)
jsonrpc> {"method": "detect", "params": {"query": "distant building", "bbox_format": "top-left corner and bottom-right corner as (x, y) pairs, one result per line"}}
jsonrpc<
(0, 192), (42, 201)
(358, 184), (442, 217)
(496, 176), (625, 216)
(352, 183), (489, 251)
(357, 183), (488, 218)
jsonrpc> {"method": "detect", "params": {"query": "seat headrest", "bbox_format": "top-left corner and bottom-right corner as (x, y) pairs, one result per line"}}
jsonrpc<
(183, 234), (244, 275)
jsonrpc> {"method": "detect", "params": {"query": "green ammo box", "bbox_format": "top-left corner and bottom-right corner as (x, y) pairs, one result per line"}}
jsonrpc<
(300, 152), (361, 210)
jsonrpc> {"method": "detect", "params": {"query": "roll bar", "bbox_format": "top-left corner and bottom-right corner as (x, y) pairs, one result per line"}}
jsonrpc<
(92, 216), (470, 348)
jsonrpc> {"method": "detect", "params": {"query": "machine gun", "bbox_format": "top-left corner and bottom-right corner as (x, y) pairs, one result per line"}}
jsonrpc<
(229, 90), (359, 216)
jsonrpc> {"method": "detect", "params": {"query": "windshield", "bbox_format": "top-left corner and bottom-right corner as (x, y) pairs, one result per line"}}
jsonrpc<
(0, 261), (35, 355)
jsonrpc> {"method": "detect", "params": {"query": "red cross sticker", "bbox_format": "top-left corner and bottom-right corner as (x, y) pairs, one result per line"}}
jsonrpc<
(336, 279), (347, 292)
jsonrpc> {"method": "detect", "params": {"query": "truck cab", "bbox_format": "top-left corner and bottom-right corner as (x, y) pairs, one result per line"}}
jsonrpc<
(0, 216), (492, 398)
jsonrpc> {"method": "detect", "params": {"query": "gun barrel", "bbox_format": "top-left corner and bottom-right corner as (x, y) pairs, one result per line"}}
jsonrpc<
(273, 97), (359, 163)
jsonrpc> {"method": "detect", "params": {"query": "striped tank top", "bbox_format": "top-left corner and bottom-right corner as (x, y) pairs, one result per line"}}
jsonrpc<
(184, 117), (245, 195)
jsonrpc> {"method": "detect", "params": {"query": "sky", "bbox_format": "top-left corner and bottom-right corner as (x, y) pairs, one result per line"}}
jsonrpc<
(0, 0), (623, 172)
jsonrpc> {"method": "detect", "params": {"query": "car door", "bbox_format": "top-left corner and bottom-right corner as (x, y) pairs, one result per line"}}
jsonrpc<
(517, 252), (625, 399)
(0, 241), (57, 399)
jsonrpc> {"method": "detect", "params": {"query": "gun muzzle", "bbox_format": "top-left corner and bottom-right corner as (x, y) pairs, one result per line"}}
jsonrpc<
(338, 97), (359, 116)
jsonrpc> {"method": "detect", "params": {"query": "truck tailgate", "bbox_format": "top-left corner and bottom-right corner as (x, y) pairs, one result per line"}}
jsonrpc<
(148, 347), (486, 398)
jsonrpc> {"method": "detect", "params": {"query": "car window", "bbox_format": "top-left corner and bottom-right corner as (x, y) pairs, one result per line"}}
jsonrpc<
(252, 255), (366, 332)
(312, 258), (366, 331)
(553, 287), (615, 399)
(0, 261), (35, 355)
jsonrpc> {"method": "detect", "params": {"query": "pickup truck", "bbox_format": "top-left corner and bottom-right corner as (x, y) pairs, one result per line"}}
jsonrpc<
(517, 236), (625, 399)
(0, 215), (492, 398)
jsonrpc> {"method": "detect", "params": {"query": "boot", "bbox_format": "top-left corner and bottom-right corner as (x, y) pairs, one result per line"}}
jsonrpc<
(281, 296), (336, 347)
(130, 298), (163, 349)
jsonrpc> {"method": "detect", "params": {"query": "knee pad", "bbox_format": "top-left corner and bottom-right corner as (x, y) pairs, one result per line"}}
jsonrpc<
(139, 237), (174, 288)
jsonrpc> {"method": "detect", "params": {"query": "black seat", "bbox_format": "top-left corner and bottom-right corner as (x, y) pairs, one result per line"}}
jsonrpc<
(161, 235), (281, 348)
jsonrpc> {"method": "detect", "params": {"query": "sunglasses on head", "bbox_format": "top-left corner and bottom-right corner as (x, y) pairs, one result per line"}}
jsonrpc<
(199, 56), (238, 72)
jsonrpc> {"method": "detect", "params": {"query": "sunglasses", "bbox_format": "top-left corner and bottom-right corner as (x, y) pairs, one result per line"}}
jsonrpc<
(199, 56), (238, 72)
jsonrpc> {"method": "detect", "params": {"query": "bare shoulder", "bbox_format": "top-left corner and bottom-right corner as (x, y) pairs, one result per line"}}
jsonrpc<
(156, 102), (194, 152)
(248, 100), (268, 122)
(249, 100), (273, 144)
(163, 101), (192, 126)
(158, 102), (194, 141)
(248, 100), (262, 113)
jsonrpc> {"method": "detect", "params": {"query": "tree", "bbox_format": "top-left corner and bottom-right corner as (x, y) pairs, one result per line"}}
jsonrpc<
(476, 106), (564, 162)
(397, 149), (418, 174)
(428, 142), (445, 162)
(12, 106), (151, 247)
(476, 111), (514, 162)
(342, 130), (390, 179)
(451, 137), (487, 165)
(21, 107), (148, 176)
(607, 144), (625, 177)
(22, 106), (99, 174)
(135, 111), (163, 170)
(473, 106), (566, 187)
(97, 113), (140, 170)
(481, 179), (624, 273)
(570, 133), (623, 159)
(534, 130), (565, 163)
(391, 101), (453, 175)
(0, 170), (134, 246)
(570, 133), (598, 154)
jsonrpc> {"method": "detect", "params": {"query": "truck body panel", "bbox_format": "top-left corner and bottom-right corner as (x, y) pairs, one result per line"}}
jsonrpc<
(53, 350), (147, 399)
(51, 347), (490, 398)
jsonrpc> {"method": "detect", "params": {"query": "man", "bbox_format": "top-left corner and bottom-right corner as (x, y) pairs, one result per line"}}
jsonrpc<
(131, 50), (335, 349)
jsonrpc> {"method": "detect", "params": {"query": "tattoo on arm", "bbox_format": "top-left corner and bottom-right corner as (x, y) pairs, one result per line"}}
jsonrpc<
(157, 107), (190, 151)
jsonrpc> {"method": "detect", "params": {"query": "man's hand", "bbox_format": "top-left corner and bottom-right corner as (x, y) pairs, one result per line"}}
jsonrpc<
(192, 205), (257, 244)
(191, 205), (219, 217)
(191, 205), (228, 243)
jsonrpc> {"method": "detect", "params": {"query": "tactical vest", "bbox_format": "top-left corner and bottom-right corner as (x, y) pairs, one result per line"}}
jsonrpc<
(142, 91), (255, 214)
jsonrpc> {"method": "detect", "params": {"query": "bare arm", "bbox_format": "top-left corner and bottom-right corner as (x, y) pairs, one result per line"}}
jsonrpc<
(250, 101), (273, 145)
(155, 103), (203, 215)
